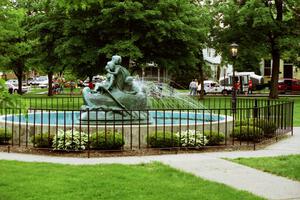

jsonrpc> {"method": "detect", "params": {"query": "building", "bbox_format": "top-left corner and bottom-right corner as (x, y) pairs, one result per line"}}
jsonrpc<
(260, 60), (300, 82)
(202, 48), (232, 81)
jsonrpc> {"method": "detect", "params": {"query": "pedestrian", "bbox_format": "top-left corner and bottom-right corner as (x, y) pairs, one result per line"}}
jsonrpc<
(70, 80), (75, 95)
(197, 81), (202, 95)
(189, 79), (197, 96)
(248, 79), (253, 94)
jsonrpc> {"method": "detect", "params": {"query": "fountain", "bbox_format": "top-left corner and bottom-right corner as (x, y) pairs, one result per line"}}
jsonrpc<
(0, 55), (232, 148)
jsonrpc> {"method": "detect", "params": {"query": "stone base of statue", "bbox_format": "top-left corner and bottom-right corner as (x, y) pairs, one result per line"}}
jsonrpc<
(80, 110), (149, 125)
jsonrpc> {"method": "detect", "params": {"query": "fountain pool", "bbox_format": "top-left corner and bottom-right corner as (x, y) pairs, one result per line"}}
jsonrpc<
(0, 110), (232, 148)
(0, 111), (226, 126)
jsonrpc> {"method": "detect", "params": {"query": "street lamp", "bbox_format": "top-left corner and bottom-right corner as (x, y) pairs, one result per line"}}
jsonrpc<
(230, 43), (238, 113)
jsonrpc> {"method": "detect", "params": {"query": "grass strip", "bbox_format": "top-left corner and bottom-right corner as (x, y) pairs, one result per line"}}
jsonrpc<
(0, 160), (264, 200)
(230, 154), (300, 181)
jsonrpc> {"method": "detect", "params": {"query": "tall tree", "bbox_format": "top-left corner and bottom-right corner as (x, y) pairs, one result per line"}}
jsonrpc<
(0, 1), (31, 94)
(27, 0), (66, 96)
(211, 0), (299, 98)
(56, 0), (210, 80)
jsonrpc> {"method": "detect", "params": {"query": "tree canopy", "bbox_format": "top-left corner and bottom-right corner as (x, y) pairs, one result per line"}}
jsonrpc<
(210, 0), (300, 98)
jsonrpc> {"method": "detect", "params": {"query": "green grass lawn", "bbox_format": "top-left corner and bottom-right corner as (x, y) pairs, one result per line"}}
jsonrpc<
(230, 155), (300, 181)
(0, 161), (264, 200)
(288, 97), (300, 126)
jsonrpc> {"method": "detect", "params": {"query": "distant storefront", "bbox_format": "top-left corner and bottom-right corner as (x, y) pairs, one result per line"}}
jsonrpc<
(261, 60), (300, 82)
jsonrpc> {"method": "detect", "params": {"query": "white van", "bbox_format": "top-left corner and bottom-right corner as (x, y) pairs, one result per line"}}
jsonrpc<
(219, 72), (263, 92)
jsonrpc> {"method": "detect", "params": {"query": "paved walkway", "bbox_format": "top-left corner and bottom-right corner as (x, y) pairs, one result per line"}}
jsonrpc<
(1, 128), (300, 200)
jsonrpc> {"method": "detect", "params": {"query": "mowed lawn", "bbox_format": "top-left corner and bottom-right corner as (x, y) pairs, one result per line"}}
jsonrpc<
(0, 161), (264, 200)
(231, 154), (300, 181)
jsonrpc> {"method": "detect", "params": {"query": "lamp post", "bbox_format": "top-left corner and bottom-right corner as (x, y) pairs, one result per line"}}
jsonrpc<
(230, 43), (238, 113)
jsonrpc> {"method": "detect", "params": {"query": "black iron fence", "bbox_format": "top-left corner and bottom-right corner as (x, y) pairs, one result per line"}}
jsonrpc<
(0, 97), (294, 153)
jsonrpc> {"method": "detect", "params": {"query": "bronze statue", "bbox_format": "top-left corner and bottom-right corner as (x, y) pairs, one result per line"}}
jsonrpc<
(80, 55), (147, 124)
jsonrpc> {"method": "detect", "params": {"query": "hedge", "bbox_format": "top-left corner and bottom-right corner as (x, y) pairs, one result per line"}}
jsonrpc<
(232, 126), (263, 142)
(0, 128), (12, 144)
(90, 131), (124, 150)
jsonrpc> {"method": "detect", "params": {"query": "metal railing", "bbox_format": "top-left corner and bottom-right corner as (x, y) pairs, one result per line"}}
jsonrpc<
(0, 97), (294, 153)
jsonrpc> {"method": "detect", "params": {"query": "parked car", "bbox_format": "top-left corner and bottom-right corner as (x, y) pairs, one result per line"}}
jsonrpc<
(6, 79), (19, 85)
(83, 75), (105, 87)
(6, 83), (29, 94)
(31, 76), (49, 88)
(278, 80), (287, 94)
(278, 78), (300, 94)
(199, 80), (232, 95)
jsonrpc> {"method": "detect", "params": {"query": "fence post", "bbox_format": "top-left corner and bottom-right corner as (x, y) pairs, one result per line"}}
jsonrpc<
(291, 101), (294, 136)
(253, 99), (258, 118)
(267, 99), (270, 121)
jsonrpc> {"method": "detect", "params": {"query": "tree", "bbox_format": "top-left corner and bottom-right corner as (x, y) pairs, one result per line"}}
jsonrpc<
(55, 0), (210, 81)
(0, 1), (31, 94)
(211, 0), (300, 98)
(26, 0), (66, 96)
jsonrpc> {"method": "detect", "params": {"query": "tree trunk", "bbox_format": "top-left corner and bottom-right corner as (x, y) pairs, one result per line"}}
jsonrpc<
(88, 75), (93, 83)
(48, 72), (53, 96)
(269, 0), (282, 99)
(16, 74), (23, 95)
(198, 64), (204, 100)
(13, 66), (23, 95)
(269, 48), (280, 99)
(123, 57), (130, 68)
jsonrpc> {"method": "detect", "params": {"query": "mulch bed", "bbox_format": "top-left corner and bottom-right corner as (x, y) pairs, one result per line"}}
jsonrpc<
(0, 134), (291, 158)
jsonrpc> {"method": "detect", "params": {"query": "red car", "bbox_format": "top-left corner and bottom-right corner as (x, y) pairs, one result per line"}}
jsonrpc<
(278, 80), (287, 94)
(278, 79), (300, 94)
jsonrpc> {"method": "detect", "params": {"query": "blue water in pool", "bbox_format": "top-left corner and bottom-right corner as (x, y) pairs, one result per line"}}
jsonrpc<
(0, 111), (224, 125)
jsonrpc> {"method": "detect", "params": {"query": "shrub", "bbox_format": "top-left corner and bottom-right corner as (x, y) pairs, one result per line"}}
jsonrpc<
(235, 118), (277, 138)
(178, 130), (208, 147)
(90, 131), (124, 150)
(203, 130), (225, 146)
(52, 129), (88, 151)
(148, 131), (180, 148)
(258, 120), (277, 138)
(232, 126), (263, 142)
(0, 128), (12, 144)
(31, 133), (53, 148)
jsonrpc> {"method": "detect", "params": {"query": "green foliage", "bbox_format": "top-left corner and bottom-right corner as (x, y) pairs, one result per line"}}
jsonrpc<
(52, 129), (88, 151)
(232, 126), (263, 142)
(0, 128), (12, 144)
(0, 2), (32, 94)
(148, 131), (179, 148)
(204, 130), (225, 146)
(210, 0), (299, 84)
(0, 79), (18, 108)
(235, 118), (277, 138)
(30, 133), (53, 148)
(90, 131), (124, 150)
(149, 130), (211, 148)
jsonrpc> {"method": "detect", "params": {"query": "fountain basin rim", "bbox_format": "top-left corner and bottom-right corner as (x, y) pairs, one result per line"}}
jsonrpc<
(0, 111), (233, 128)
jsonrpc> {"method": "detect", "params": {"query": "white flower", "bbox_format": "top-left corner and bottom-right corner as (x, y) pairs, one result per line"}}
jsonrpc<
(176, 129), (208, 147)
(53, 129), (88, 150)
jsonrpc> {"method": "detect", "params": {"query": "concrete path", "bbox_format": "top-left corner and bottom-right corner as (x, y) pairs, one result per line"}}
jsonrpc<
(1, 128), (300, 200)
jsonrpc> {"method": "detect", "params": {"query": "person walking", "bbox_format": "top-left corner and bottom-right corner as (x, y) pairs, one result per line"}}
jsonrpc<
(70, 80), (76, 95)
(189, 79), (197, 96)
(248, 79), (253, 94)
